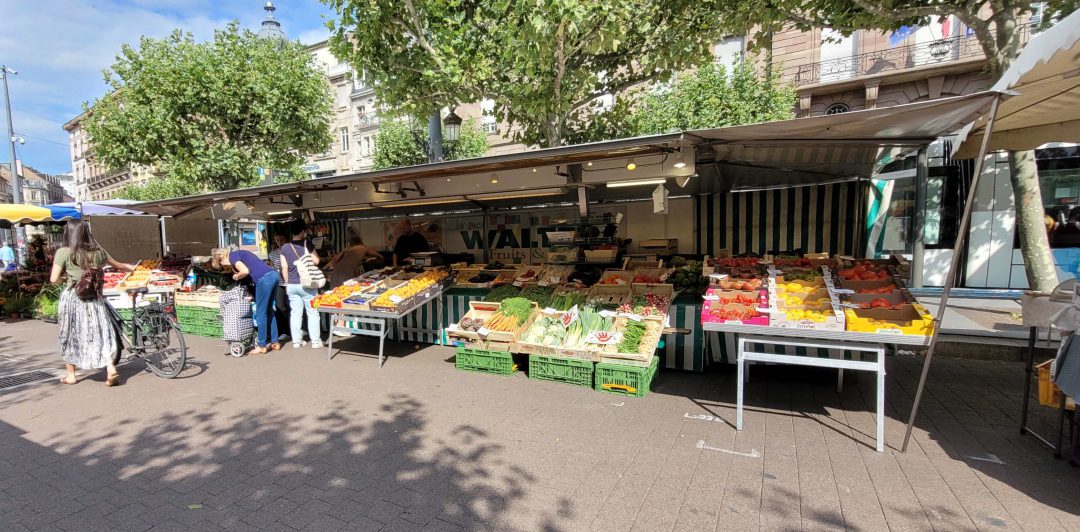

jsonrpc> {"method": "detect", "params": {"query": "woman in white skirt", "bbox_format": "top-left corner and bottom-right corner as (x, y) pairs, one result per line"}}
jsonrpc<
(50, 221), (135, 386)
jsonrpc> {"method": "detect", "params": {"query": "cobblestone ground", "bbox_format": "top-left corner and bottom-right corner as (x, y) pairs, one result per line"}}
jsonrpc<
(1, 319), (1079, 531)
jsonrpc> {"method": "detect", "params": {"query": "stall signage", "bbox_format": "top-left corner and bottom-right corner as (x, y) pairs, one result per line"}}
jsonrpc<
(561, 305), (580, 328)
(477, 327), (491, 337)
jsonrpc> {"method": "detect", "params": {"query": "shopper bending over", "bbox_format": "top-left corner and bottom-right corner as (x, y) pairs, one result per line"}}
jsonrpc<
(328, 236), (382, 288)
(218, 247), (282, 355)
(51, 221), (135, 386)
(280, 220), (322, 349)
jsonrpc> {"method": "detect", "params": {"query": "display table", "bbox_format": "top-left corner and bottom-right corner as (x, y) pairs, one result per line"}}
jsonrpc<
(702, 322), (930, 452)
(320, 286), (448, 367)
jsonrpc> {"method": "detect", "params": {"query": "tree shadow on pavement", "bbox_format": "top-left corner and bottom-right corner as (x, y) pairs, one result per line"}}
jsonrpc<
(0, 393), (557, 530)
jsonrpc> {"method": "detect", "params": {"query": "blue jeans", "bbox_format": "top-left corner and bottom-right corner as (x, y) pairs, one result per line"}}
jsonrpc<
(286, 284), (320, 343)
(254, 272), (280, 347)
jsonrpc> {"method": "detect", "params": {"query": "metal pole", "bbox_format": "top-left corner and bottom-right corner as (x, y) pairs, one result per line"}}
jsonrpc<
(901, 95), (1002, 452)
(910, 148), (928, 287)
(428, 112), (443, 163)
(2, 64), (26, 266)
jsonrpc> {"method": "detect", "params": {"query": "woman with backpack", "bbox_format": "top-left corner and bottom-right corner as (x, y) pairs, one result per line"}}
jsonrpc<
(50, 220), (135, 387)
(279, 220), (323, 349)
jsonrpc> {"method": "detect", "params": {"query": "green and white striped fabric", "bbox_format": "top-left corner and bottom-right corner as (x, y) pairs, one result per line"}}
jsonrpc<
(695, 182), (867, 257)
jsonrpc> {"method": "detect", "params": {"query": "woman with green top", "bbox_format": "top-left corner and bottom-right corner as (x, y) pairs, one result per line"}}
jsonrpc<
(50, 221), (135, 387)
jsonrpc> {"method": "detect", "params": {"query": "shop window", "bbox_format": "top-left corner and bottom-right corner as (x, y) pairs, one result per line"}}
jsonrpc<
(825, 102), (850, 115)
(1038, 145), (1080, 248)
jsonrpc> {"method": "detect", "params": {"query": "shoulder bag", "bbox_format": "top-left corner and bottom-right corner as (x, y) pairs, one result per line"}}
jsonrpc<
(290, 243), (326, 289)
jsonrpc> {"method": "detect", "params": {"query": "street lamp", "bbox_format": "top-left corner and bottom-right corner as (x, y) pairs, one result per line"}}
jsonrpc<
(443, 110), (462, 143)
(2, 63), (25, 266)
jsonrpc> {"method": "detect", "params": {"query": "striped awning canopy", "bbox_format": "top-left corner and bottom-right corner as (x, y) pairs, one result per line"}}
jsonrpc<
(0, 204), (81, 224)
(686, 92), (997, 191)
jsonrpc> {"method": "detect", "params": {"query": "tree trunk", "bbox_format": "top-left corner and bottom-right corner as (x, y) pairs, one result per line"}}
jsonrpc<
(1008, 150), (1058, 292)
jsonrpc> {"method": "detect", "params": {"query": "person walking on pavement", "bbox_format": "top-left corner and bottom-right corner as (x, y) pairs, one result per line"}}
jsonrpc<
(50, 221), (135, 386)
(217, 247), (282, 355)
(280, 220), (322, 349)
(0, 240), (14, 269)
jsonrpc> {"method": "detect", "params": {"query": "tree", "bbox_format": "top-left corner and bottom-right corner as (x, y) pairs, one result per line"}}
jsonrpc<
(631, 60), (795, 135)
(85, 22), (334, 194)
(324, 0), (728, 147)
(372, 116), (490, 170)
(724, 1), (1078, 292)
(114, 177), (200, 202)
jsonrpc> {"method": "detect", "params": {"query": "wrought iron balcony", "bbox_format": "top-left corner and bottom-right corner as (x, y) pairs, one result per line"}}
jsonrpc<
(354, 114), (379, 131)
(789, 24), (1033, 87)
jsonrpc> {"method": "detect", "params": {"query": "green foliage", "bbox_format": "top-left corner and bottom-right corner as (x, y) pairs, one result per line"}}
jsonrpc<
(324, 0), (729, 147)
(631, 61), (795, 134)
(372, 116), (489, 171)
(85, 21), (334, 193)
(115, 177), (201, 202)
(33, 283), (63, 320)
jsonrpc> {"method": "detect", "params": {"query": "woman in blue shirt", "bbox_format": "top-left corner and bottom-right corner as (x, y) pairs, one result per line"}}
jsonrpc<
(220, 248), (281, 355)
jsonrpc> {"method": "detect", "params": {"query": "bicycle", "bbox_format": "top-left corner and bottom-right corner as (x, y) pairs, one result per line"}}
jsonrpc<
(105, 287), (188, 378)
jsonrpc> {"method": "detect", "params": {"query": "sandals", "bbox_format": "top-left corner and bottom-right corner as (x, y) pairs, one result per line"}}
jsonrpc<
(105, 373), (121, 387)
(247, 346), (269, 356)
(59, 375), (77, 385)
(269, 343), (282, 351)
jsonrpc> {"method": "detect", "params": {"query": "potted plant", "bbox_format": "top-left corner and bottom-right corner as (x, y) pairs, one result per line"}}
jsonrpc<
(4, 295), (22, 320)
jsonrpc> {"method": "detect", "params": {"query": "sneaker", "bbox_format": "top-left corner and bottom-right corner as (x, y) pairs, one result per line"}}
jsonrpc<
(311, 341), (324, 349)
(333, 330), (352, 338)
(292, 341), (307, 349)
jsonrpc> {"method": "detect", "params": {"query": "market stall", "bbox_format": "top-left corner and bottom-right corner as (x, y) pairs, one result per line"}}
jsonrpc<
(697, 255), (932, 452)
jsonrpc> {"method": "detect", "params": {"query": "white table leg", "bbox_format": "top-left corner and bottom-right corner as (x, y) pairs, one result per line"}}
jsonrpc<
(876, 347), (886, 452)
(377, 319), (386, 368)
(737, 337), (746, 431)
(837, 368), (844, 392)
(326, 313), (336, 360)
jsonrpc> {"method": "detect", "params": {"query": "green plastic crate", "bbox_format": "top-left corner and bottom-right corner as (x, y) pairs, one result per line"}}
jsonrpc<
(178, 314), (222, 327)
(455, 347), (516, 375)
(179, 322), (223, 339)
(595, 356), (659, 397)
(176, 306), (220, 321)
(528, 355), (593, 388)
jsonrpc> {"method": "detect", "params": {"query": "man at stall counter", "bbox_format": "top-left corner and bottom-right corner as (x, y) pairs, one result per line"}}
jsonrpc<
(0, 241), (14, 269)
(392, 218), (429, 267)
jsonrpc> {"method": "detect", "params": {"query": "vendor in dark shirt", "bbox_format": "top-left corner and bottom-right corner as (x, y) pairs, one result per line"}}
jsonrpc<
(392, 218), (430, 266)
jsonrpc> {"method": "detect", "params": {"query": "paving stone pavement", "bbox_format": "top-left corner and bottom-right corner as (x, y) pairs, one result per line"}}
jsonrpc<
(1, 318), (1080, 531)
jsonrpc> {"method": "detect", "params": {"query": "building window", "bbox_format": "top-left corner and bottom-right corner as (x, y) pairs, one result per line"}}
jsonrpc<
(339, 127), (350, 153)
(483, 120), (498, 135)
(713, 36), (744, 72)
(825, 102), (850, 115)
(364, 137), (372, 157)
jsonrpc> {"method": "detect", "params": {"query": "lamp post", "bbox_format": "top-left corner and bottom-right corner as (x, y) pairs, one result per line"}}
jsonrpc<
(419, 109), (464, 163)
(2, 64), (25, 266)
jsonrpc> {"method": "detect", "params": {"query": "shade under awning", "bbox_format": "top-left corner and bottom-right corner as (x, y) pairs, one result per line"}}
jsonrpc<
(955, 11), (1080, 158)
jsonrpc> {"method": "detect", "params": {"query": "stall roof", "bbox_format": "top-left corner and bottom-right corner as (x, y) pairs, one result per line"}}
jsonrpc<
(134, 92), (997, 218)
(955, 10), (1080, 158)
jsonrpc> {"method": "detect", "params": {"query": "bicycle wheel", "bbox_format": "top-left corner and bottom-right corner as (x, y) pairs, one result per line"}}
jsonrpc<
(142, 317), (187, 379)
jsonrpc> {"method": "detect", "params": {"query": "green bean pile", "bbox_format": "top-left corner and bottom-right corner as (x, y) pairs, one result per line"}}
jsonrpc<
(618, 320), (646, 354)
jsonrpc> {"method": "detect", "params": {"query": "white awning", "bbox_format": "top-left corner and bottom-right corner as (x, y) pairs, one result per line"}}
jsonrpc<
(955, 12), (1080, 158)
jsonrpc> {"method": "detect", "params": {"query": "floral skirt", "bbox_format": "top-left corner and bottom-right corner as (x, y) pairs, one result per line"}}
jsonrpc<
(58, 287), (117, 369)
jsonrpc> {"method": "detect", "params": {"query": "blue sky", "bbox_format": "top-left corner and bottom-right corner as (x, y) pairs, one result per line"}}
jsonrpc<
(0, 0), (335, 175)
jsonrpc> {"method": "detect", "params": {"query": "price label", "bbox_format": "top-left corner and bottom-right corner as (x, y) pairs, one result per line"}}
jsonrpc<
(599, 309), (617, 318)
(549, 275), (561, 284)
(585, 331), (622, 345)
(513, 281), (525, 287)
(543, 307), (560, 315)
(477, 327), (491, 337)
(703, 294), (720, 301)
(767, 268), (781, 275)
(389, 294), (404, 304)
(875, 328), (902, 335)
(709, 273), (728, 280)
(832, 288), (855, 294)
(723, 319), (745, 325)
(623, 313), (643, 322)
(537, 280), (550, 287)
(561, 305), (580, 328)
